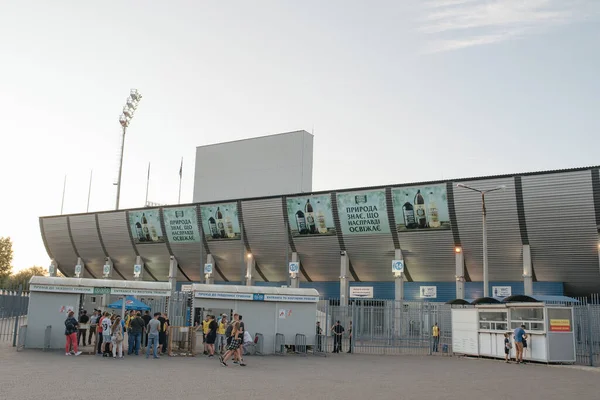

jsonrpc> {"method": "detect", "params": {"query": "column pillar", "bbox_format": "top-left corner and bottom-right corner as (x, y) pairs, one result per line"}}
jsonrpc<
(290, 252), (299, 288)
(49, 260), (58, 277)
(205, 254), (215, 285)
(134, 256), (144, 281)
(394, 249), (404, 301)
(523, 244), (533, 296)
(168, 256), (178, 293)
(75, 257), (86, 278)
(340, 252), (349, 307)
(455, 248), (465, 299)
(101, 257), (114, 309)
(245, 255), (255, 286)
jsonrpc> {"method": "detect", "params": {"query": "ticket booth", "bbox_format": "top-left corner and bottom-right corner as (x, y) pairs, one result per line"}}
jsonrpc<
(452, 302), (576, 363)
(192, 284), (319, 354)
(25, 276), (171, 350)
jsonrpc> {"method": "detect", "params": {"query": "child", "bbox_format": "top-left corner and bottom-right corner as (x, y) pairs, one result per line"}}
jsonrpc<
(504, 332), (512, 363)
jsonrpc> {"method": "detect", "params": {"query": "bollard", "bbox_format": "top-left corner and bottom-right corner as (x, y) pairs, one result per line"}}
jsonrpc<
(275, 333), (285, 355)
(43, 325), (52, 351)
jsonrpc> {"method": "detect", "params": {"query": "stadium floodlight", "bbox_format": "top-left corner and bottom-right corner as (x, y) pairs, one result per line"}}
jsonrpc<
(115, 89), (142, 210)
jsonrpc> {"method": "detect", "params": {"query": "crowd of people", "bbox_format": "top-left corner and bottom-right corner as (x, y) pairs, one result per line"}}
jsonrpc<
(64, 308), (170, 359)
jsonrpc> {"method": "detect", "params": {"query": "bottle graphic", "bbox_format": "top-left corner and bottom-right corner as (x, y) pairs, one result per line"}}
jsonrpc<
(216, 207), (226, 238)
(208, 216), (219, 239)
(414, 190), (427, 228)
(135, 221), (144, 241)
(295, 207), (308, 234)
(317, 210), (327, 234)
(402, 194), (417, 229)
(225, 216), (235, 238)
(428, 191), (441, 228)
(305, 200), (316, 234)
(141, 213), (150, 241)
(149, 222), (158, 242)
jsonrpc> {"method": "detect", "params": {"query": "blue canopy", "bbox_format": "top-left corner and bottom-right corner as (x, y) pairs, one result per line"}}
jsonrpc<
(107, 296), (151, 311)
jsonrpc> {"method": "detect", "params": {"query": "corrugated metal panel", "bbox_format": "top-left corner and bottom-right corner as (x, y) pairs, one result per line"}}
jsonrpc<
(135, 241), (170, 282)
(453, 177), (522, 281)
(522, 170), (599, 295)
(208, 240), (245, 283)
(403, 282), (455, 302)
(42, 217), (77, 275)
(97, 212), (138, 280)
(69, 214), (107, 278)
(241, 198), (288, 282)
(293, 236), (341, 281)
(399, 231), (455, 281)
(533, 282), (564, 296)
(255, 281), (286, 287)
(464, 282), (565, 298)
(300, 281), (340, 299)
(163, 206), (203, 282)
(343, 234), (395, 281)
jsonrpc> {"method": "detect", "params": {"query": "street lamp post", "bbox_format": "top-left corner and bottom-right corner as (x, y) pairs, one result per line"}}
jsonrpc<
(115, 89), (142, 210)
(456, 183), (506, 298)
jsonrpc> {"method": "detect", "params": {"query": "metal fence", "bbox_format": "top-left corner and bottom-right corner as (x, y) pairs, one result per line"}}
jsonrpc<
(0, 287), (29, 346)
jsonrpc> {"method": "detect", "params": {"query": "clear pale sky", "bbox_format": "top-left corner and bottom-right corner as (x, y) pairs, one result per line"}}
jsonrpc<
(1, 1), (599, 272)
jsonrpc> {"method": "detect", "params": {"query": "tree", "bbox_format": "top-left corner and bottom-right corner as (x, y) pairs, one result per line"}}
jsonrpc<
(9, 266), (47, 289)
(0, 237), (14, 285)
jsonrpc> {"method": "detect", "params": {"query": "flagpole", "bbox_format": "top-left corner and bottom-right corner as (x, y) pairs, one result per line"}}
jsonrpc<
(60, 175), (67, 214)
(86, 169), (93, 212)
(178, 157), (183, 204)
(145, 162), (151, 207)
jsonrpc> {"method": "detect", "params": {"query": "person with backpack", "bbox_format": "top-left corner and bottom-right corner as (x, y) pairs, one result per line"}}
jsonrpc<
(64, 311), (82, 356)
(111, 316), (125, 359)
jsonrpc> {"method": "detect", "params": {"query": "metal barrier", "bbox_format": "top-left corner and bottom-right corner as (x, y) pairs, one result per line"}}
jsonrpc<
(167, 326), (195, 357)
(313, 334), (327, 356)
(43, 325), (52, 351)
(0, 287), (29, 345)
(274, 333), (285, 355)
(17, 325), (27, 351)
(294, 334), (307, 356)
(254, 333), (264, 355)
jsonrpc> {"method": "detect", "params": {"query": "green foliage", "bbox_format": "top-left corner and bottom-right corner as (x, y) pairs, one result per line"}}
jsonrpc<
(0, 237), (14, 285)
(8, 266), (47, 289)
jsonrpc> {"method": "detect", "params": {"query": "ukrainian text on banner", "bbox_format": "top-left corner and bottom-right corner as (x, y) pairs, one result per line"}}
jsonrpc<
(336, 190), (390, 235)
(163, 206), (201, 243)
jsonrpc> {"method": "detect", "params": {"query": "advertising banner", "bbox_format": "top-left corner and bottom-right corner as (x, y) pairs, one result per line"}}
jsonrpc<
(391, 184), (450, 231)
(549, 319), (571, 332)
(200, 202), (240, 241)
(337, 190), (390, 235)
(163, 206), (202, 243)
(420, 286), (437, 299)
(349, 287), (374, 298)
(286, 194), (336, 236)
(129, 209), (165, 244)
(492, 286), (512, 297)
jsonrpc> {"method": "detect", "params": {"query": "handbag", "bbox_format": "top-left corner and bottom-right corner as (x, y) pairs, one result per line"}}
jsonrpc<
(116, 327), (124, 343)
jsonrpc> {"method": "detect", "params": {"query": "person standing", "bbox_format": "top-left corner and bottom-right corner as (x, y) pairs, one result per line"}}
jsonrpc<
(513, 324), (526, 364)
(158, 313), (169, 355)
(316, 321), (323, 352)
(331, 321), (345, 353)
(432, 322), (440, 353)
(142, 310), (152, 350)
(347, 321), (353, 353)
(125, 310), (136, 354)
(217, 315), (227, 354)
(64, 311), (82, 356)
(202, 315), (210, 355)
(206, 315), (218, 357)
(146, 312), (161, 359)
(111, 316), (125, 359)
(130, 312), (145, 355)
(77, 310), (89, 347)
(504, 332), (512, 363)
(101, 312), (113, 357)
(89, 310), (99, 346)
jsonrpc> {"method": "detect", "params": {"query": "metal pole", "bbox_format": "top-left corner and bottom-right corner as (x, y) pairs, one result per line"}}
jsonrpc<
(115, 125), (126, 210)
(86, 169), (93, 213)
(60, 175), (67, 214)
(587, 304), (594, 366)
(482, 193), (489, 298)
(178, 157), (183, 204)
(285, 218), (290, 286)
(12, 284), (22, 347)
(145, 162), (150, 207)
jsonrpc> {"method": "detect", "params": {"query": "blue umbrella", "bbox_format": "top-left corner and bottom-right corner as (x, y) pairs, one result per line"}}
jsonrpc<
(107, 295), (151, 311)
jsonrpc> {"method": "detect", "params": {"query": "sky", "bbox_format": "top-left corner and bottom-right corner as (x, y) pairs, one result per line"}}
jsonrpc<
(1, 1), (599, 272)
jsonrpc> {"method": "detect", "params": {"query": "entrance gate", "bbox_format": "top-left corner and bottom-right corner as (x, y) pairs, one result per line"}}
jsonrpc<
(0, 287), (29, 346)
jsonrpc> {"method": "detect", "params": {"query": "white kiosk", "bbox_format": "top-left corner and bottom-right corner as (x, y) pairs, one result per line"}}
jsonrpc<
(26, 276), (171, 350)
(452, 302), (576, 363)
(192, 284), (319, 354)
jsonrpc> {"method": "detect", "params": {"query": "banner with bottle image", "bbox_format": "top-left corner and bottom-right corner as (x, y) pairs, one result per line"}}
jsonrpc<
(200, 202), (241, 241)
(162, 206), (202, 243)
(336, 190), (390, 235)
(391, 185), (450, 231)
(286, 195), (336, 237)
(129, 209), (165, 244)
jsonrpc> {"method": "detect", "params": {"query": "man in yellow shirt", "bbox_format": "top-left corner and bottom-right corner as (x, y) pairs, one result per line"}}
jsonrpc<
(432, 322), (440, 353)
(217, 315), (227, 354)
(202, 316), (210, 355)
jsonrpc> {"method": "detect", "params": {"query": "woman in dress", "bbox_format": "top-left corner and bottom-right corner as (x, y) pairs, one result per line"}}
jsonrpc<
(111, 316), (124, 359)
(219, 321), (246, 366)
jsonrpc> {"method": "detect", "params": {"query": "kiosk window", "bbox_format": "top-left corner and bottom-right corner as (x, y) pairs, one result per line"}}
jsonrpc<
(479, 311), (507, 322)
(511, 307), (544, 322)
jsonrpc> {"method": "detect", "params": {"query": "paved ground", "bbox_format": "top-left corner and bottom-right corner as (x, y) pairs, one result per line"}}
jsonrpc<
(1, 348), (598, 400)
